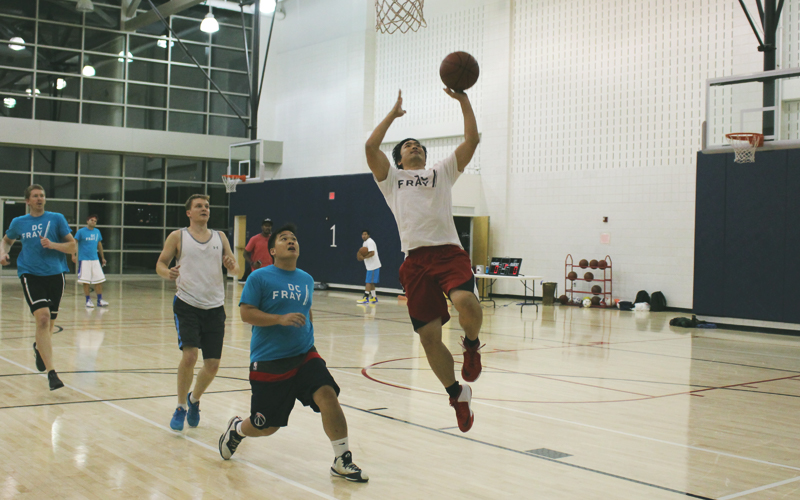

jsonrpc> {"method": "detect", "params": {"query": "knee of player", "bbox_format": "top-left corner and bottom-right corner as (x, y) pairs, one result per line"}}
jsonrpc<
(180, 349), (199, 366)
(34, 312), (50, 329)
(313, 385), (340, 408)
(204, 358), (221, 373)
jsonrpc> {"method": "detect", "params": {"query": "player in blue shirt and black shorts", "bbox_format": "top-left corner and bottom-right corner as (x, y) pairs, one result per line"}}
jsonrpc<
(73, 214), (109, 308)
(218, 224), (368, 483)
(1, 184), (77, 391)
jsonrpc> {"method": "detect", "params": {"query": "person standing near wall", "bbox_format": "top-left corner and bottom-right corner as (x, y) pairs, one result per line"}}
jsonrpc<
(72, 214), (109, 308)
(364, 89), (483, 432)
(0, 184), (76, 391)
(356, 230), (381, 304)
(241, 218), (273, 283)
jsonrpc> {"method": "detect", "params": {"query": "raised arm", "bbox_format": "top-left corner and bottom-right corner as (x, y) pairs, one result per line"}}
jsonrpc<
(219, 231), (240, 276)
(365, 90), (406, 182)
(0, 235), (16, 266)
(156, 230), (181, 280)
(444, 89), (480, 172)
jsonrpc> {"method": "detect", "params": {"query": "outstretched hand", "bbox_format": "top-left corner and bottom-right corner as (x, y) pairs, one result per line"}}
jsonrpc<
(389, 90), (406, 119)
(443, 87), (469, 103)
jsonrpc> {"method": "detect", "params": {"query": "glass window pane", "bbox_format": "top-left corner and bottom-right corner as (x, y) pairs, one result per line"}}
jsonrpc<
(0, 94), (32, 119)
(171, 42), (209, 66)
(166, 205), (186, 227)
(124, 203), (162, 226)
(210, 92), (249, 115)
(129, 60), (167, 84)
(102, 251), (120, 274)
(79, 202), (122, 227)
(170, 88), (206, 112)
(122, 252), (160, 274)
(0, 146), (30, 172)
(211, 47), (247, 71)
(129, 35), (169, 61)
(167, 159), (204, 181)
(0, 69), (32, 94)
(171, 18), (207, 43)
(208, 206), (228, 229)
(35, 98), (79, 123)
(37, 22), (82, 49)
(0, 172), (30, 197)
(38, 3), (83, 24)
(0, 45), (33, 69)
(125, 179), (164, 203)
(36, 73), (80, 99)
(83, 78), (124, 103)
(206, 161), (227, 182)
(84, 28), (125, 55)
(0, 17), (35, 46)
(0, 2), (36, 17)
(44, 200), (77, 224)
(210, 69), (248, 93)
(36, 48), (82, 74)
(34, 149), (77, 174)
(214, 10), (252, 28)
(80, 177), (122, 201)
(168, 111), (205, 134)
(124, 228), (164, 250)
(90, 228), (121, 251)
(212, 26), (248, 49)
(85, 6), (121, 30)
(166, 182), (202, 204)
(170, 64), (208, 89)
(80, 153), (122, 176)
(33, 174), (77, 199)
(84, 54), (125, 79)
(126, 156), (165, 179)
(82, 103), (124, 127)
(126, 107), (165, 130)
(206, 183), (227, 203)
(209, 115), (247, 137)
(127, 83), (166, 107)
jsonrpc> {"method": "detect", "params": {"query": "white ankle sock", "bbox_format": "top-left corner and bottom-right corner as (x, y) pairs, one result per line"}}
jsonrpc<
(331, 437), (349, 457)
(189, 393), (199, 404)
(370, 291), (376, 298)
(178, 403), (187, 410)
(235, 420), (244, 435)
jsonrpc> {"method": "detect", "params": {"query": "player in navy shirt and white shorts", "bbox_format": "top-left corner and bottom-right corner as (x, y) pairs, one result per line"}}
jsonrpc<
(218, 224), (368, 483)
(1, 184), (77, 391)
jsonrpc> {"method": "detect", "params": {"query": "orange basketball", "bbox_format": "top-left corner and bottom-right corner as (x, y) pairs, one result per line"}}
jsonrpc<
(567, 271), (578, 281)
(591, 296), (601, 306)
(358, 247), (369, 258)
(558, 295), (569, 304)
(439, 51), (480, 92)
(598, 259), (608, 269)
(584, 272), (594, 282)
(589, 259), (598, 269)
(591, 285), (602, 294)
(579, 259), (589, 268)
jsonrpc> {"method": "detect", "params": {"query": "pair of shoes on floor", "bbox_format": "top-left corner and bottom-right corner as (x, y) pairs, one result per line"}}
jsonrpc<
(85, 300), (95, 308)
(170, 393), (201, 431)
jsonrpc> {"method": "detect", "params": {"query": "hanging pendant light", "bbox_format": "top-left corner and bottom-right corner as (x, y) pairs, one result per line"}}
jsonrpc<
(200, 12), (219, 33)
(76, 0), (95, 13)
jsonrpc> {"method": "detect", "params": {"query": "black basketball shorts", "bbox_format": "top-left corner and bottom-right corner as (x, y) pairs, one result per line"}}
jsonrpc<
(172, 296), (226, 359)
(20, 273), (65, 320)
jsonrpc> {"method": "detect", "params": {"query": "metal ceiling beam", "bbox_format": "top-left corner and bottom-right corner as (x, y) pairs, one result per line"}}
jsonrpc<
(122, 0), (204, 32)
(122, 0), (143, 19)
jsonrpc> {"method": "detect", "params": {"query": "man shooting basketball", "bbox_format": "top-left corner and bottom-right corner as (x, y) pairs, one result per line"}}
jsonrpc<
(365, 89), (483, 432)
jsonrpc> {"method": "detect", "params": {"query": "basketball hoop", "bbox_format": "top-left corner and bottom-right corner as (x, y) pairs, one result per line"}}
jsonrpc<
(376, 0), (426, 34)
(725, 133), (764, 163)
(222, 174), (246, 193)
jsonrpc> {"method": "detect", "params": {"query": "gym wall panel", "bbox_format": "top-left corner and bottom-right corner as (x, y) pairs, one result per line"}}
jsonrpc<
(693, 152), (726, 317)
(784, 149), (800, 324)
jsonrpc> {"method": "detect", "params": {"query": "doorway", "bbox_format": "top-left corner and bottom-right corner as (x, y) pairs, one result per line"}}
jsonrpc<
(1, 199), (26, 272)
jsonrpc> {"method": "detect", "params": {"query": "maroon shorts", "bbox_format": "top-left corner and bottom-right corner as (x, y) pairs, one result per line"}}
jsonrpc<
(399, 245), (475, 331)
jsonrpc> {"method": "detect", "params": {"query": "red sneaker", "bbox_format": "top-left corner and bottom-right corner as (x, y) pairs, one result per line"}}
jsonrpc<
(461, 337), (484, 382)
(449, 384), (474, 432)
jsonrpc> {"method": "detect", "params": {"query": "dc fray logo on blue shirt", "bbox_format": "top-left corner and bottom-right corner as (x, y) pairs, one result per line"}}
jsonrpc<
(272, 283), (308, 302)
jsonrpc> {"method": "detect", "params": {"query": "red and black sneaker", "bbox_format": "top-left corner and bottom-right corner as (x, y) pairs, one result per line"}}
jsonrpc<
(449, 384), (474, 432)
(460, 337), (484, 382)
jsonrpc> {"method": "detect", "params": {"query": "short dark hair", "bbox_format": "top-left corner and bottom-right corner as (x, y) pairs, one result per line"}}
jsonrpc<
(362, 229), (370, 235)
(268, 223), (297, 251)
(185, 194), (210, 211)
(391, 138), (427, 169)
(86, 214), (99, 222)
(24, 184), (45, 199)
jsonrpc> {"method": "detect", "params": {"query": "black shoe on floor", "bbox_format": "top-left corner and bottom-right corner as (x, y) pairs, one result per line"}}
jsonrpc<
(48, 370), (64, 391)
(33, 343), (46, 372)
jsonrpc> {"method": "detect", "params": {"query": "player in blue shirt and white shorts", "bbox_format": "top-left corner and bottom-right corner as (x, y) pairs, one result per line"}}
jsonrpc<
(1, 184), (77, 391)
(73, 214), (108, 308)
(218, 224), (368, 483)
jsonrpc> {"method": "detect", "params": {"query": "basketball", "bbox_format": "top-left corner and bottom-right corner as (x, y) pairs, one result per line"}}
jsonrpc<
(358, 247), (369, 258)
(579, 259), (588, 268)
(584, 272), (594, 282)
(589, 259), (598, 269)
(439, 52), (480, 92)
(591, 296), (601, 306)
(598, 259), (608, 269)
(591, 285), (601, 294)
(567, 271), (578, 281)
(558, 295), (569, 304)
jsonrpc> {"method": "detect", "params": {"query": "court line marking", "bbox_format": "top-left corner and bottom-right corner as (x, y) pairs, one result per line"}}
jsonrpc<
(0, 353), (337, 500)
(717, 475), (800, 499)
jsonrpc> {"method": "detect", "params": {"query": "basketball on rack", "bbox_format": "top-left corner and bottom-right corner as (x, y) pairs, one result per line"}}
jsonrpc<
(439, 52), (480, 92)
(559, 295), (569, 304)
(584, 272), (594, 282)
(567, 271), (578, 281)
(591, 285), (601, 294)
(591, 296), (601, 306)
(579, 259), (589, 268)
(598, 259), (608, 269)
(589, 259), (598, 269)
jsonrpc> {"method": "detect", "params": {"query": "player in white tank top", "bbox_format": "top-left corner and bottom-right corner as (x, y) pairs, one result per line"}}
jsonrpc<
(157, 195), (239, 432)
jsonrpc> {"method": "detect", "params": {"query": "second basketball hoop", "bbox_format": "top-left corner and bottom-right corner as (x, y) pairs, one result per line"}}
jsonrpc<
(375, 0), (426, 34)
(725, 132), (764, 164)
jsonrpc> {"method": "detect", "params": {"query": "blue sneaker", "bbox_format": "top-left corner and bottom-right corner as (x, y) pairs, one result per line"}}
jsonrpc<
(186, 392), (200, 428)
(170, 407), (187, 431)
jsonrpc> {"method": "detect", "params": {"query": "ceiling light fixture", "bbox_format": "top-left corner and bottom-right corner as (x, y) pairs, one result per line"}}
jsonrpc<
(156, 36), (174, 49)
(8, 37), (25, 51)
(76, 0), (95, 13)
(117, 51), (133, 63)
(82, 65), (96, 77)
(4, 97), (17, 109)
(56, 78), (68, 90)
(200, 12), (219, 33)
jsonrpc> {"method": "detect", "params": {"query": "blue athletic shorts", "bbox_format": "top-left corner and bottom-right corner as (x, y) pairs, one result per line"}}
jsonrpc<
(365, 268), (380, 284)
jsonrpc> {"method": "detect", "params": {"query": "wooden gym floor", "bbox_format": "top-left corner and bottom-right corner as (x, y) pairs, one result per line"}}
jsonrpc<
(1, 277), (799, 499)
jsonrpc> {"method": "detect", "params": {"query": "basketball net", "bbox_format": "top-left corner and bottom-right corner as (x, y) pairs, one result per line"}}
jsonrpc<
(222, 174), (246, 193)
(376, 0), (426, 34)
(725, 133), (764, 164)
